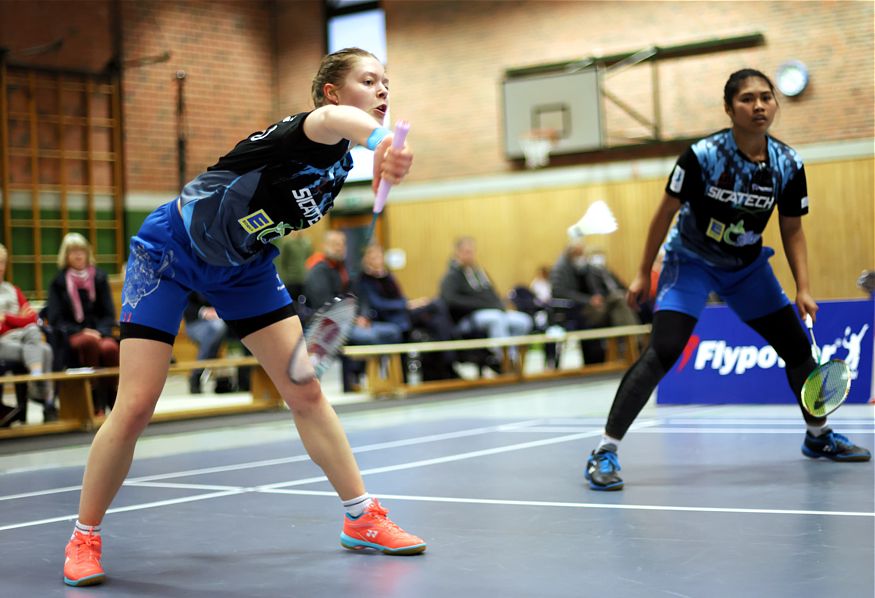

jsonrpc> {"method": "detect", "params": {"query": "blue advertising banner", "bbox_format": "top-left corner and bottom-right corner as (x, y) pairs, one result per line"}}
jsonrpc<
(657, 298), (873, 405)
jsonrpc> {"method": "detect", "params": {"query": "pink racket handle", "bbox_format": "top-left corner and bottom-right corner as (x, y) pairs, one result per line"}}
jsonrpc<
(373, 121), (410, 214)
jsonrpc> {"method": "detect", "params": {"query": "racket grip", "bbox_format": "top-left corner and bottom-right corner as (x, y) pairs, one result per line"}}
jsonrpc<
(804, 314), (813, 329)
(373, 121), (410, 214)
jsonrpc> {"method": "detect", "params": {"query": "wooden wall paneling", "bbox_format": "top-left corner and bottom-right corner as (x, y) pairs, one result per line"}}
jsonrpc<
(381, 157), (872, 304)
(806, 159), (874, 299)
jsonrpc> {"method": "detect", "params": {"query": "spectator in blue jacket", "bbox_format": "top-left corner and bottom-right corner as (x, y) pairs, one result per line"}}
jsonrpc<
(357, 243), (457, 379)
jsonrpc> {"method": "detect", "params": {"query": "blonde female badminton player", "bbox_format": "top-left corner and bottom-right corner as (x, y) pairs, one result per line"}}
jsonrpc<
(63, 47), (425, 588)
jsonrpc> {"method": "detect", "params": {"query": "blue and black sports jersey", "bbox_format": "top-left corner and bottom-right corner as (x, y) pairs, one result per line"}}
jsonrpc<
(663, 128), (808, 269)
(179, 112), (353, 267)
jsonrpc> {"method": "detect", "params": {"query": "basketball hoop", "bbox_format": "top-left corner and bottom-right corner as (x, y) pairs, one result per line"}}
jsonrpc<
(519, 128), (558, 169)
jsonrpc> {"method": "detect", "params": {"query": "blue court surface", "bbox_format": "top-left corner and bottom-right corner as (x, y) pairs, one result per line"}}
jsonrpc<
(1, 376), (872, 597)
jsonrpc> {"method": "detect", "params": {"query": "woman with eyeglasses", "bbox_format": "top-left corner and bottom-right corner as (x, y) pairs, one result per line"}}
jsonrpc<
(584, 68), (870, 492)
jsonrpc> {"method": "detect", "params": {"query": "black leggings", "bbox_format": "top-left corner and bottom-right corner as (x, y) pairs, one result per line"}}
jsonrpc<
(604, 305), (822, 440)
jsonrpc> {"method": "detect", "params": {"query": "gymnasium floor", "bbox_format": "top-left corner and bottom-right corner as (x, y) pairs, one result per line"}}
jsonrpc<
(0, 373), (872, 598)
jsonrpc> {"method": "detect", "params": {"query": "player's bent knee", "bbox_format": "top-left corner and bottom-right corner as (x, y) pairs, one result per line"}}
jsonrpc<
(282, 379), (324, 415)
(108, 392), (161, 433)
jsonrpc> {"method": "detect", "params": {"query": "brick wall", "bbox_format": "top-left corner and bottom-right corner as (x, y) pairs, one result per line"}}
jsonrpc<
(119, 0), (277, 194)
(0, 0), (114, 72)
(2, 0), (873, 189)
(377, 0), (874, 180)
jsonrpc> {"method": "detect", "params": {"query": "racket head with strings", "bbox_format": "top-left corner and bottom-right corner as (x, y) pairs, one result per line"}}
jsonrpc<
(288, 294), (358, 383)
(800, 358), (852, 417)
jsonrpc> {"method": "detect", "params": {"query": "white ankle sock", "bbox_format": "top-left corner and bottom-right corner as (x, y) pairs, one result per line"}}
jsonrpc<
(806, 422), (829, 437)
(342, 493), (373, 518)
(597, 435), (621, 452)
(74, 520), (101, 537)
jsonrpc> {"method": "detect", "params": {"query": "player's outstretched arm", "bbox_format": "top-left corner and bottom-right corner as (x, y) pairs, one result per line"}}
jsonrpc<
(779, 214), (817, 321)
(303, 105), (412, 194)
(627, 193), (680, 309)
(304, 104), (386, 148)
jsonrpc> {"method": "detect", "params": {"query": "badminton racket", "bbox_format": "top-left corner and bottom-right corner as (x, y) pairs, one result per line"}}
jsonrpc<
(800, 314), (852, 417)
(567, 199), (618, 240)
(287, 123), (410, 383)
(364, 121), (410, 244)
(288, 294), (358, 383)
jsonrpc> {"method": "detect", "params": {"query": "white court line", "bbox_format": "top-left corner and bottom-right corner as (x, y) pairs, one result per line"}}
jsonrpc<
(501, 427), (875, 435)
(124, 419), (546, 484)
(3, 407), (867, 533)
(634, 428), (875, 434)
(259, 421), (660, 491)
(0, 484), (85, 503)
(0, 419), (547, 503)
(262, 489), (875, 519)
(124, 482), (875, 518)
(0, 489), (245, 532)
(546, 417), (875, 426)
(125, 481), (245, 492)
(663, 418), (875, 426)
(0, 420), (654, 529)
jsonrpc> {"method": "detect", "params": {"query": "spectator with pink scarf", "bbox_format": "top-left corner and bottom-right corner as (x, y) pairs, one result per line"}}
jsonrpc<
(46, 233), (119, 414)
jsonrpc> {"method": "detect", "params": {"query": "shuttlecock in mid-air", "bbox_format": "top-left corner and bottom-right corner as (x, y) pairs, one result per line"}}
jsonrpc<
(567, 200), (618, 240)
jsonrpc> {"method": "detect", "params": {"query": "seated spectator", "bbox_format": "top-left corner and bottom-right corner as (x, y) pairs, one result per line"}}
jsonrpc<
(357, 243), (458, 380)
(439, 237), (532, 368)
(304, 230), (402, 390)
(582, 248), (640, 328)
(46, 233), (119, 414)
(0, 243), (56, 422)
(530, 265), (552, 308)
(184, 293), (231, 394)
(550, 238), (639, 363)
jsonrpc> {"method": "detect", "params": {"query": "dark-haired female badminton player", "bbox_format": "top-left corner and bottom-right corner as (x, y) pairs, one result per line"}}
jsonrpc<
(585, 68), (870, 492)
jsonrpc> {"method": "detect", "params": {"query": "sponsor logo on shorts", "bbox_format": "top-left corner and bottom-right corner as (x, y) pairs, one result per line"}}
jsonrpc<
(122, 244), (176, 310)
(238, 209), (274, 234)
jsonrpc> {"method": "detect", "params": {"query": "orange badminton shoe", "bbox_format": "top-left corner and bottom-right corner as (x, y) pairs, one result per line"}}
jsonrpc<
(341, 498), (426, 555)
(63, 530), (106, 586)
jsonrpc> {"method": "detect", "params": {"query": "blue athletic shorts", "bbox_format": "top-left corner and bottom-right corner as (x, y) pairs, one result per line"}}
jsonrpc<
(119, 200), (292, 338)
(655, 246), (791, 321)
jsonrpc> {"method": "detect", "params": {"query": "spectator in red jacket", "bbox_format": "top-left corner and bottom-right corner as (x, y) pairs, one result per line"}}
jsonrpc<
(0, 243), (56, 421)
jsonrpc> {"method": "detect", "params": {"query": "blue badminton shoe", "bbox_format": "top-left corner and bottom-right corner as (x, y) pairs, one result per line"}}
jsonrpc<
(585, 445), (624, 491)
(802, 429), (871, 462)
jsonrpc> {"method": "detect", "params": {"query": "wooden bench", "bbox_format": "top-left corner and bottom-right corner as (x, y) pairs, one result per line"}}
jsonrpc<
(0, 356), (283, 440)
(343, 323), (651, 398)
